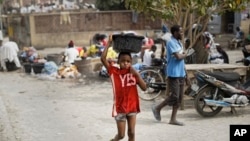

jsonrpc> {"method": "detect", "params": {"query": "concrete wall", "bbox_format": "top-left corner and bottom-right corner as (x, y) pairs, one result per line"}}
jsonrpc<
(26, 11), (161, 49)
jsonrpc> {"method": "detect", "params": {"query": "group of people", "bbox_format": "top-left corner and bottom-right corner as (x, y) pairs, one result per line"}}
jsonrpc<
(99, 24), (249, 141)
(101, 25), (189, 141)
(1, 24), (242, 140)
(63, 33), (117, 65)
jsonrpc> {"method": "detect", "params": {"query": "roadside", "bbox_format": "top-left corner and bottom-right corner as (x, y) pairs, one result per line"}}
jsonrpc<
(0, 97), (16, 141)
(0, 36), (248, 141)
(0, 71), (249, 141)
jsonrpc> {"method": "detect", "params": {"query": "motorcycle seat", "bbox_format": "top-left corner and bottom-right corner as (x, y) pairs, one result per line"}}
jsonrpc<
(203, 71), (241, 82)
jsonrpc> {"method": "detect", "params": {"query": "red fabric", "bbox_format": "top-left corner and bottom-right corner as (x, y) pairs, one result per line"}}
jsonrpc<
(76, 47), (83, 53)
(101, 40), (107, 47)
(108, 66), (140, 117)
(144, 38), (154, 49)
(147, 38), (154, 46)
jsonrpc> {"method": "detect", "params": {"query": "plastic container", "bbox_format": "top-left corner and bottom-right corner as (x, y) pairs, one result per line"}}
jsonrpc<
(112, 34), (144, 53)
(46, 53), (63, 65)
(6, 61), (18, 71)
(74, 59), (92, 75)
(32, 63), (44, 74)
(23, 63), (32, 73)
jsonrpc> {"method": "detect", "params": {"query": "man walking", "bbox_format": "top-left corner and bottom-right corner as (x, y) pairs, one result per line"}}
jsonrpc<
(152, 25), (189, 126)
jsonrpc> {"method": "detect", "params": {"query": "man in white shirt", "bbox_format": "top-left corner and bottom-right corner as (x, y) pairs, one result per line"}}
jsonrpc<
(132, 45), (157, 71)
(142, 45), (157, 66)
(0, 41), (21, 71)
(63, 40), (79, 64)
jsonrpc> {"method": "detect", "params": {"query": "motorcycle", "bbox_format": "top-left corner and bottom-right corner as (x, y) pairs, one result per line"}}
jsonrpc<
(191, 70), (250, 117)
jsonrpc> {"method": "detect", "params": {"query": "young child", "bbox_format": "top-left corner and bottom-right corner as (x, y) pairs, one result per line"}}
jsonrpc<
(101, 35), (147, 141)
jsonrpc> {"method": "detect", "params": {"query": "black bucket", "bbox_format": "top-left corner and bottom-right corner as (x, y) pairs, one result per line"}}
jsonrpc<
(6, 61), (18, 71)
(32, 63), (44, 74)
(23, 63), (32, 73)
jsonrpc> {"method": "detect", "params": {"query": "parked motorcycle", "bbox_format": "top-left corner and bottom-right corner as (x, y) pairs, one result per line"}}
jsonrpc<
(191, 70), (250, 117)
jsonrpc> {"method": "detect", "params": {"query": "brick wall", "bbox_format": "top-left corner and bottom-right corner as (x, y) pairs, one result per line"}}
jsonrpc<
(7, 10), (162, 48)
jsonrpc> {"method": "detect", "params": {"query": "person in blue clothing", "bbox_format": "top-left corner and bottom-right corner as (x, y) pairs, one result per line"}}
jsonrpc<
(151, 25), (190, 126)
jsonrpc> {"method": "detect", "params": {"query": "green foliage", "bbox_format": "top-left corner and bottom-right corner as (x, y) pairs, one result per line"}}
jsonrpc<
(95, 0), (127, 11)
(125, 0), (250, 42)
(126, 0), (250, 23)
(125, 0), (250, 63)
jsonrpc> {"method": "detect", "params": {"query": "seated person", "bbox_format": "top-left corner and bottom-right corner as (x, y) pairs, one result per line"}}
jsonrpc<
(229, 26), (244, 49)
(20, 46), (39, 63)
(76, 46), (87, 59)
(0, 41), (21, 71)
(133, 45), (157, 71)
(87, 44), (101, 58)
(63, 40), (79, 64)
(140, 37), (155, 62)
(208, 44), (228, 64)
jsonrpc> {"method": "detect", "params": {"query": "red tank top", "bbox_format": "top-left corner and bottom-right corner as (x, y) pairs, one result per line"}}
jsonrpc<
(108, 66), (140, 117)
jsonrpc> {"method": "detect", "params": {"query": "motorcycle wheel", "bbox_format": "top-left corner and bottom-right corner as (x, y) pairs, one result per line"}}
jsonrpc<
(194, 86), (223, 117)
(138, 69), (164, 100)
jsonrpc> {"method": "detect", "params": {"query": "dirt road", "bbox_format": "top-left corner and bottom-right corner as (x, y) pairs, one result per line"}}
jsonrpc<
(0, 48), (249, 141)
(0, 70), (250, 141)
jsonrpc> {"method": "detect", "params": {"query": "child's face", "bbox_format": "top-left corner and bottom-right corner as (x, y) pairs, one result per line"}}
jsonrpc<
(118, 55), (132, 69)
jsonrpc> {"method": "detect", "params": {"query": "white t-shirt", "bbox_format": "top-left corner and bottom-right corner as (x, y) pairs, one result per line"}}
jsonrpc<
(161, 32), (172, 42)
(64, 47), (79, 64)
(143, 49), (154, 66)
(0, 41), (19, 62)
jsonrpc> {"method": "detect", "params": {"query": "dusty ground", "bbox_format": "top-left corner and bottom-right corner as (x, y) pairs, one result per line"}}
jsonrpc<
(0, 65), (250, 141)
(0, 46), (249, 141)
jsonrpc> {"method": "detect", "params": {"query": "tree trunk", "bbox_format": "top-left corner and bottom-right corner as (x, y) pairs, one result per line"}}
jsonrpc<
(193, 38), (208, 64)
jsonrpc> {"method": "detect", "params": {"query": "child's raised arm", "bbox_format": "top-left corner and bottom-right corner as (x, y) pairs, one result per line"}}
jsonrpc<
(101, 35), (112, 70)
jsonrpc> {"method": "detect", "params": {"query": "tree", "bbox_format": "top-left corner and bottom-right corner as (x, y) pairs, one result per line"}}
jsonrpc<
(125, 0), (250, 63)
(95, 0), (126, 11)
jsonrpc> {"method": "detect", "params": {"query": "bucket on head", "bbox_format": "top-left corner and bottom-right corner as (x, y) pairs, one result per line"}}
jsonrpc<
(47, 54), (63, 65)
(112, 34), (144, 53)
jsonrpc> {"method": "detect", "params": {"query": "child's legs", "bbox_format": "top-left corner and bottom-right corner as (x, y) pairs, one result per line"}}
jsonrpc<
(112, 114), (127, 141)
(116, 120), (126, 139)
(126, 114), (137, 141)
